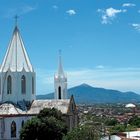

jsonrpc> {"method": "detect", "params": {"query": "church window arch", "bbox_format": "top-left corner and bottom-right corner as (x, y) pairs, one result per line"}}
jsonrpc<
(32, 77), (34, 94)
(58, 86), (61, 99)
(7, 75), (12, 94)
(0, 77), (1, 94)
(11, 121), (16, 138)
(21, 75), (26, 94)
(21, 120), (24, 128)
(71, 103), (75, 112)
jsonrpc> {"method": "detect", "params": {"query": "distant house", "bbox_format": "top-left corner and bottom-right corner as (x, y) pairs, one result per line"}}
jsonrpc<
(0, 24), (78, 139)
(101, 135), (121, 140)
(101, 131), (140, 140)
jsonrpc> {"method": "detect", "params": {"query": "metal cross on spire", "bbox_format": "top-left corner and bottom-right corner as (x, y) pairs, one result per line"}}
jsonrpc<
(59, 49), (62, 56)
(14, 15), (19, 26)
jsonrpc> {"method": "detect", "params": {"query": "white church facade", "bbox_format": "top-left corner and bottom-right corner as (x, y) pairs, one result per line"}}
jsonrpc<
(0, 25), (78, 139)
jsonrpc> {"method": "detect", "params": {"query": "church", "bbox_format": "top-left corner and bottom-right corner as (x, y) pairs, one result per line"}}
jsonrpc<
(0, 23), (78, 139)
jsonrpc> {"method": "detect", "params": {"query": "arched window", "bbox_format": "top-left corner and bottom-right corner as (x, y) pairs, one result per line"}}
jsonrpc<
(11, 121), (16, 138)
(21, 75), (26, 94)
(7, 75), (12, 94)
(0, 77), (1, 94)
(32, 77), (34, 94)
(58, 86), (61, 99)
(71, 103), (75, 112)
(21, 120), (24, 128)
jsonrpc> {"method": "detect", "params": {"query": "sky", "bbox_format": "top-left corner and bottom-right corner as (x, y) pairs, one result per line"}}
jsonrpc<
(0, 0), (140, 95)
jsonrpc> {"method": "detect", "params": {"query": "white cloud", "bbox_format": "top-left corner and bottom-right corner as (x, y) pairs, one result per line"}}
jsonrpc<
(4, 5), (36, 18)
(52, 5), (58, 9)
(67, 68), (140, 93)
(95, 65), (105, 69)
(20, 5), (36, 15)
(97, 9), (103, 13)
(36, 67), (140, 95)
(97, 7), (126, 24)
(122, 3), (136, 7)
(66, 9), (76, 16)
(132, 23), (140, 31)
(106, 8), (122, 17)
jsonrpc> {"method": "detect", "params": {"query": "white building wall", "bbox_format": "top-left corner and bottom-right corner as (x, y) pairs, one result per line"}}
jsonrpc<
(101, 135), (121, 140)
(0, 116), (32, 140)
(0, 70), (36, 104)
(0, 74), (2, 101)
(54, 77), (67, 99)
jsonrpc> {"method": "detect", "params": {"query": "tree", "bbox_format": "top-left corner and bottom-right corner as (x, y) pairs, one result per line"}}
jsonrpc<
(128, 116), (140, 127)
(20, 108), (67, 140)
(63, 125), (101, 140)
(109, 124), (126, 134)
(105, 118), (118, 126)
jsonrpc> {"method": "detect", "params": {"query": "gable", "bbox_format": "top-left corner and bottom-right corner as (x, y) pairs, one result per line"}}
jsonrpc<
(67, 95), (77, 114)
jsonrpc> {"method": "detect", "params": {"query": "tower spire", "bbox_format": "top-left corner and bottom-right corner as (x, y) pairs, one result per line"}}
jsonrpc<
(58, 50), (65, 77)
(54, 50), (67, 99)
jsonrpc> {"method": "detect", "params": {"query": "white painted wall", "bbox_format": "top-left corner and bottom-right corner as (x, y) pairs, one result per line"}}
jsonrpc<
(54, 77), (67, 99)
(0, 74), (2, 101)
(0, 70), (36, 103)
(101, 135), (121, 140)
(0, 116), (32, 140)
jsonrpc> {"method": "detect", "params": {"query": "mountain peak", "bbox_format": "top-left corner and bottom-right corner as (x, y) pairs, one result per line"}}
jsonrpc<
(37, 84), (140, 104)
(79, 83), (93, 88)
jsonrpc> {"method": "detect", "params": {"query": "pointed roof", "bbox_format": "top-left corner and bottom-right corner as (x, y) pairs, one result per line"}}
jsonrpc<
(55, 51), (66, 78)
(28, 99), (70, 114)
(0, 26), (33, 72)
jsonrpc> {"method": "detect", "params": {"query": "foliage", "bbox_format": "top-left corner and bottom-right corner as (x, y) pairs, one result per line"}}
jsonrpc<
(128, 116), (140, 127)
(109, 124), (136, 135)
(110, 124), (126, 134)
(20, 108), (67, 140)
(105, 118), (118, 126)
(38, 107), (63, 120)
(20, 117), (40, 140)
(125, 124), (136, 131)
(63, 125), (101, 140)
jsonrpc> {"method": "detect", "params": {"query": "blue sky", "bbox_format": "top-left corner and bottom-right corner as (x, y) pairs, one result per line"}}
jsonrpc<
(0, 0), (140, 94)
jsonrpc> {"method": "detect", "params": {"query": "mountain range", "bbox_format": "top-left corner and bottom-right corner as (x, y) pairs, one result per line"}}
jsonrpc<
(37, 84), (140, 104)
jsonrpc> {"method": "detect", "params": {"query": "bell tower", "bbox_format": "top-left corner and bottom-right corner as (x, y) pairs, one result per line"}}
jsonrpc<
(54, 51), (67, 99)
(0, 20), (36, 104)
